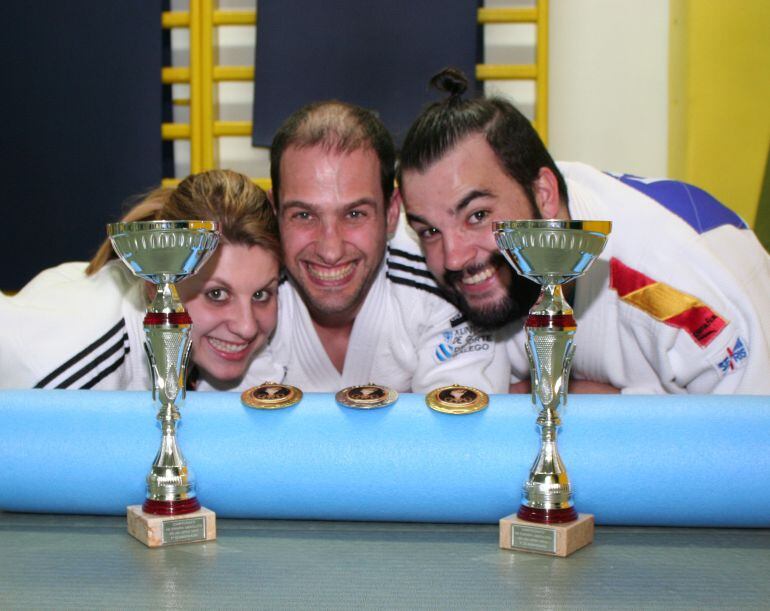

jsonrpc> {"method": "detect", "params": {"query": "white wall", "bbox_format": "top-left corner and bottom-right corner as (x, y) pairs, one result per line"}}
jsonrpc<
(549, 0), (669, 176)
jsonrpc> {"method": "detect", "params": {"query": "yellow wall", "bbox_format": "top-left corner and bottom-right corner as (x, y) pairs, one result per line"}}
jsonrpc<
(668, 0), (770, 225)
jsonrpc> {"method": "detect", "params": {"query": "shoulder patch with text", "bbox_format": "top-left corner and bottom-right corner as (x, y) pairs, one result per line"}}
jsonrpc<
(609, 257), (727, 348)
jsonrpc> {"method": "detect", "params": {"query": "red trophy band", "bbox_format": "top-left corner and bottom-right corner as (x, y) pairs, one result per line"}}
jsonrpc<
(518, 504), (578, 524)
(519, 310), (579, 525)
(143, 311), (193, 325)
(143, 497), (201, 516)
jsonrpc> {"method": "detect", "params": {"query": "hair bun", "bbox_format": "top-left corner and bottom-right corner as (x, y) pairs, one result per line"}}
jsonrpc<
(429, 67), (468, 101)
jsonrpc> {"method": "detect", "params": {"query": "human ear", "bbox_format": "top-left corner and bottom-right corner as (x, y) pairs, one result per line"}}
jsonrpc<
(532, 167), (566, 219)
(267, 188), (278, 214)
(386, 188), (402, 236)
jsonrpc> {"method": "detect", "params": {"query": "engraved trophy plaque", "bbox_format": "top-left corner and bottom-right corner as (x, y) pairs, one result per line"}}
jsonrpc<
(494, 219), (611, 557)
(108, 220), (220, 547)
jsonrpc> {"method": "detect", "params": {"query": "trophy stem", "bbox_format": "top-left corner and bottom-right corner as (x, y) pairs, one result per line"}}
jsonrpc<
(519, 284), (578, 524)
(142, 407), (201, 515)
(517, 406), (578, 524)
(142, 284), (200, 516)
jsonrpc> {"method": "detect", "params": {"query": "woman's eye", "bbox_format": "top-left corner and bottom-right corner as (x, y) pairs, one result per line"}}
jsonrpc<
(206, 288), (228, 302)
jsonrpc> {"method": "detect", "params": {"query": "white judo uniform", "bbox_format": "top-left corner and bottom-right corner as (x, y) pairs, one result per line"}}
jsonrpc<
(267, 223), (510, 393)
(0, 260), (282, 391)
(504, 162), (770, 394)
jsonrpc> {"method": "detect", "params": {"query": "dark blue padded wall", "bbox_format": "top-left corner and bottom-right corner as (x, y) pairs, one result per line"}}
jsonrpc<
(251, 0), (481, 147)
(0, 2), (162, 290)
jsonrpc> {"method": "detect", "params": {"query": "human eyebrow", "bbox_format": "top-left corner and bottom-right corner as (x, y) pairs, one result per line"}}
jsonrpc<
(343, 198), (379, 212)
(280, 200), (317, 214)
(203, 277), (233, 292)
(455, 189), (493, 213)
(257, 276), (280, 292)
(405, 189), (493, 227)
(405, 212), (429, 227)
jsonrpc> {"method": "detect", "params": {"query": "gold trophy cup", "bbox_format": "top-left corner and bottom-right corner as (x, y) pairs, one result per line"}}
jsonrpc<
(108, 220), (220, 547)
(494, 219), (611, 557)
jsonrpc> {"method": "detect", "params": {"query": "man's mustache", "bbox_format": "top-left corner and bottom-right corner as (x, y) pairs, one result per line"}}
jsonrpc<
(443, 253), (507, 287)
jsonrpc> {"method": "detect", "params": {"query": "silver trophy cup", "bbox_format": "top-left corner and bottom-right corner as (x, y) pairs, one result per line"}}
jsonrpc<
(108, 220), (220, 515)
(494, 219), (611, 524)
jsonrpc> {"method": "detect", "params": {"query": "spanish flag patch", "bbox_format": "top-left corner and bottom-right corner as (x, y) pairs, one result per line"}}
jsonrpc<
(609, 258), (727, 347)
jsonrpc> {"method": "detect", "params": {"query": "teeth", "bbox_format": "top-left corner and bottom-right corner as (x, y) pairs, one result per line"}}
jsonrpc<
(208, 337), (249, 353)
(462, 267), (494, 286)
(307, 262), (355, 281)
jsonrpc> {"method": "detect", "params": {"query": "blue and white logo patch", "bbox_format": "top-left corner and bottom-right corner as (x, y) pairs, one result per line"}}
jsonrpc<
(716, 337), (749, 375)
(434, 326), (492, 364)
(435, 330), (456, 362)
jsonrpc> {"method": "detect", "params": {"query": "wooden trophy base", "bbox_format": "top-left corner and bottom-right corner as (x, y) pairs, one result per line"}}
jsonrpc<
(499, 512), (594, 557)
(127, 504), (217, 548)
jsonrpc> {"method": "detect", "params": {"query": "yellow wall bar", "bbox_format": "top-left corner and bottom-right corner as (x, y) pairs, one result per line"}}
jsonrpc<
(476, 64), (537, 80)
(162, 123), (191, 139)
(189, 0), (204, 172)
(214, 121), (253, 137)
(162, 11), (190, 28)
(668, 0), (770, 225)
(162, 67), (190, 84)
(213, 66), (254, 81)
(477, 7), (537, 24)
(200, 0), (216, 169)
(535, 0), (548, 144)
(213, 10), (257, 26)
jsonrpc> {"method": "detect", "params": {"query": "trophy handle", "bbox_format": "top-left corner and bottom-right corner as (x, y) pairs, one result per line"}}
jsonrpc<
(143, 340), (158, 402)
(524, 342), (538, 406)
(560, 343), (576, 404)
(180, 339), (193, 399)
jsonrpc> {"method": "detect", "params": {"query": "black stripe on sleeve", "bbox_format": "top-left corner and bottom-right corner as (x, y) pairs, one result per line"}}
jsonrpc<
(54, 332), (129, 389)
(34, 319), (126, 388)
(387, 247), (426, 263)
(386, 260), (435, 280)
(79, 349), (130, 390)
(386, 273), (448, 299)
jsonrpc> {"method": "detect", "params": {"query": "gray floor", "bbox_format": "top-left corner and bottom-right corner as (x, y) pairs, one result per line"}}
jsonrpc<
(1, 512), (768, 609)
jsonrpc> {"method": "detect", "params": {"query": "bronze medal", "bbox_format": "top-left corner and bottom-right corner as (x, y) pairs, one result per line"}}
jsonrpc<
(336, 383), (398, 409)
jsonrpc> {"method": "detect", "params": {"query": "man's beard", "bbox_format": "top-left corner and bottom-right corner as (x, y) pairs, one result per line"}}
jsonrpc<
(442, 253), (541, 332)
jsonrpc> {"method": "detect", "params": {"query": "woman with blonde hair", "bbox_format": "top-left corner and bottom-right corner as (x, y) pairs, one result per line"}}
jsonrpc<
(0, 170), (283, 391)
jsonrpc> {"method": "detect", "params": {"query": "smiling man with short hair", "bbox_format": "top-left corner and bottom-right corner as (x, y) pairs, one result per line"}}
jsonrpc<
(263, 100), (509, 393)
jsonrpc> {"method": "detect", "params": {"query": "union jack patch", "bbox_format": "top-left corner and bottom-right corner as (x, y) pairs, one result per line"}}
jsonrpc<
(716, 337), (749, 375)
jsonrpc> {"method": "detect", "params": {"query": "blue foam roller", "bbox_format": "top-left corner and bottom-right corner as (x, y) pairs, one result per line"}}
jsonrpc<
(0, 390), (768, 526)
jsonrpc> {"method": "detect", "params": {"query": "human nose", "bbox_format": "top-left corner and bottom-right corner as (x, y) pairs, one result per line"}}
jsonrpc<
(228, 298), (259, 339)
(442, 229), (474, 272)
(315, 219), (345, 263)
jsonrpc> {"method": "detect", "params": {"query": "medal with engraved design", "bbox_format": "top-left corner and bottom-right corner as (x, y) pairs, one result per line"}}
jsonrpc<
(425, 384), (488, 414)
(336, 383), (398, 409)
(241, 382), (303, 410)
